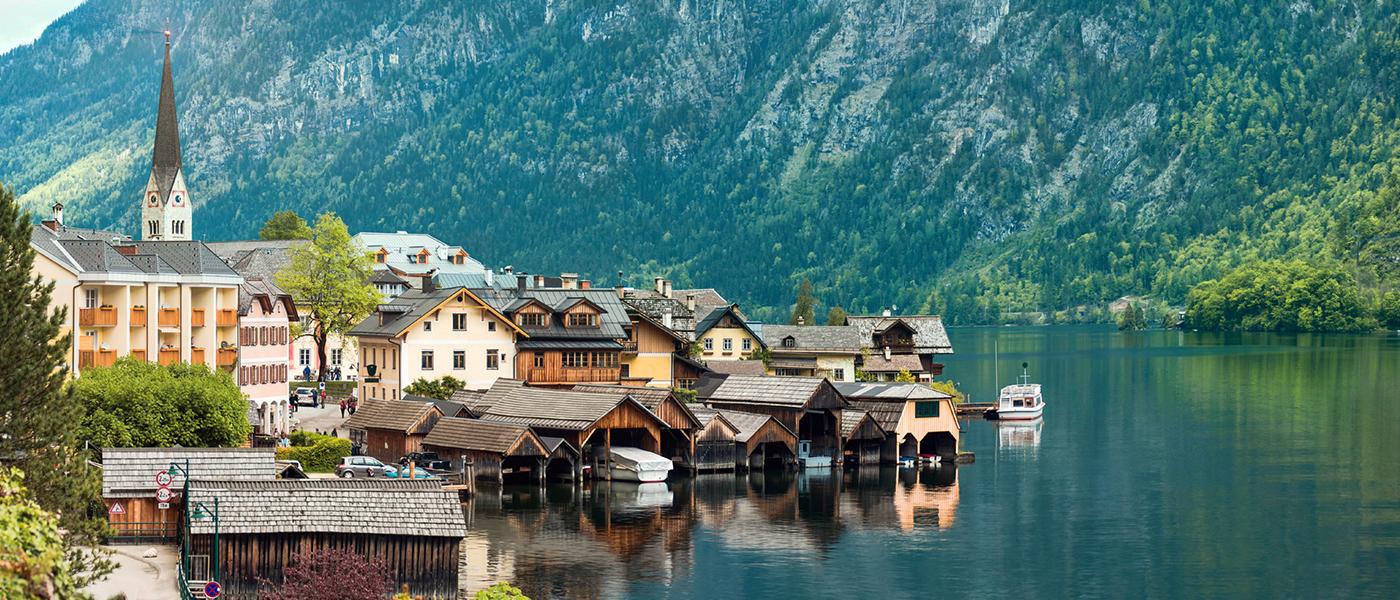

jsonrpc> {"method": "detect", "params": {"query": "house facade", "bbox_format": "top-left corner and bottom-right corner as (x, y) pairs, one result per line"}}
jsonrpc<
(470, 282), (633, 387)
(350, 284), (523, 401)
(694, 304), (765, 362)
(846, 312), (955, 380)
(237, 278), (297, 434)
(758, 324), (861, 382)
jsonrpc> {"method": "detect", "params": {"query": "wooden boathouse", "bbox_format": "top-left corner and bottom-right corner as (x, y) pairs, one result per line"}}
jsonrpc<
(688, 406), (741, 471)
(420, 417), (552, 483)
(478, 385), (669, 479)
(571, 383), (702, 469)
(343, 398), (444, 463)
(185, 479), (466, 599)
(101, 447), (277, 543)
(697, 374), (847, 465)
(833, 382), (961, 461)
(840, 409), (888, 466)
(713, 408), (798, 470)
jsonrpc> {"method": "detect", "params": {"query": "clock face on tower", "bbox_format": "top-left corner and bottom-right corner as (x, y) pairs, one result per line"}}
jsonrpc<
(173, 194), (182, 206)
(148, 193), (158, 207)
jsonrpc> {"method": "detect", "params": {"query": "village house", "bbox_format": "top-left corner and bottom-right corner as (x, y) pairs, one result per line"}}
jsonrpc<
(470, 279), (634, 387)
(343, 397), (445, 463)
(355, 230), (490, 280)
(833, 381), (961, 461)
(846, 312), (955, 380)
(236, 277), (297, 435)
(696, 374), (847, 467)
(758, 324), (861, 381)
(686, 406), (741, 471)
(694, 304), (766, 362)
(620, 307), (708, 389)
(840, 409), (889, 465)
(350, 282), (525, 399)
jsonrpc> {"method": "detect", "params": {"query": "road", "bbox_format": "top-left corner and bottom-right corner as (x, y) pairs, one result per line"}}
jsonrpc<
(85, 545), (181, 600)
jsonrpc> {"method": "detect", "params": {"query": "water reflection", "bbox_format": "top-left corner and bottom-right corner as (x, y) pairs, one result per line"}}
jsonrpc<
(458, 466), (960, 599)
(995, 418), (1044, 454)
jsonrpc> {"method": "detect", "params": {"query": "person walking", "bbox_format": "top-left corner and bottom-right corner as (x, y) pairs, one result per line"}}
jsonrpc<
(339, 399), (347, 418)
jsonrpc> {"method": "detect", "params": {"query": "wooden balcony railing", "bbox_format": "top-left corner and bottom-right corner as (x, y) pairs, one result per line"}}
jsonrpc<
(158, 349), (180, 366)
(190, 347), (206, 365)
(216, 348), (237, 368)
(158, 309), (180, 328)
(78, 307), (117, 327)
(216, 309), (237, 327)
(191, 309), (206, 327)
(131, 349), (147, 362)
(78, 349), (117, 369)
(130, 307), (147, 325)
(521, 367), (621, 384)
(621, 340), (639, 353)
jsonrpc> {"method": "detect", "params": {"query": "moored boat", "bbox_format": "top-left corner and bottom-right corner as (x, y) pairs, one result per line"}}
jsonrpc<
(990, 362), (1044, 420)
(608, 446), (673, 482)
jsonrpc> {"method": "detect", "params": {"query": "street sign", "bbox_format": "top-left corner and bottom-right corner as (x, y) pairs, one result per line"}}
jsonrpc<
(108, 502), (125, 515)
(155, 470), (173, 487)
(157, 502), (170, 510)
(203, 581), (222, 599)
(156, 487), (173, 502)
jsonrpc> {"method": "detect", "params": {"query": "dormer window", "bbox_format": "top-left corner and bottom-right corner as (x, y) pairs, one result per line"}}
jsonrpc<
(782, 336), (796, 348)
(375, 250), (387, 264)
(417, 249), (430, 264)
(566, 313), (598, 328)
(518, 313), (547, 328)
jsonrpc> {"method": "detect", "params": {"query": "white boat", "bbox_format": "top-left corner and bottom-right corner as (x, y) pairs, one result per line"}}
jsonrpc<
(608, 447), (673, 482)
(994, 362), (1044, 420)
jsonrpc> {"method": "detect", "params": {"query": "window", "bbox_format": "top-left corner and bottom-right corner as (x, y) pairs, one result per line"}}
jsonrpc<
(298, 348), (311, 366)
(833, 368), (846, 381)
(534, 352), (545, 368)
(782, 337), (795, 348)
(453, 350), (466, 370)
(703, 338), (714, 351)
(423, 320), (432, 332)
(452, 313), (467, 331)
(330, 348), (342, 366)
(776, 368), (803, 376)
(421, 350), (434, 370)
(375, 252), (386, 264)
(723, 338), (733, 352)
(562, 351), (587, 368)
(486, 349), (499, 370)
(915, 401), (940, 418)
(172, 220), (183, 235)
(743, 338), (753, 351)
(620, 364), (630, 378)
(567, 313), (598, 327)
(519, 313), (547, 327)
(148, 220), (159, 236)
(487, 321), (497, 332)
(84, 289), (98, 309)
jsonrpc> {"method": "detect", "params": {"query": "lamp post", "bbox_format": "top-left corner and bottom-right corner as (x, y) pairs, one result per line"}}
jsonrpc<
(167, 460), (220, 586)
(189, 498), (220, 586)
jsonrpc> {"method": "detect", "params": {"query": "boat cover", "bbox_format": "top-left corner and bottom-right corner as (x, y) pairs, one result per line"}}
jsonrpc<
(609, 447), (674, 473)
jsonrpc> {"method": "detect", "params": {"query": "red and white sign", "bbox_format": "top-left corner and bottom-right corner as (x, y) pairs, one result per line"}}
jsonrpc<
(155, 471), (173, 487)
(108, 502), (125, 515)
(156, 487), (174, 502)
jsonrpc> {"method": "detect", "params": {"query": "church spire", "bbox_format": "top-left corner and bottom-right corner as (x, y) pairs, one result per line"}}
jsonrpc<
(151, 30), (182, 202)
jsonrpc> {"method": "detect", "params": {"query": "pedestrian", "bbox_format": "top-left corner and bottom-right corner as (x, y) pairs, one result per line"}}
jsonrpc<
(339, 399), (346, 418)
(319, 389), (327, 409)
(302, 365), (311, 381)
(349, 397), (357, 416)
(288, 392), (298, 414)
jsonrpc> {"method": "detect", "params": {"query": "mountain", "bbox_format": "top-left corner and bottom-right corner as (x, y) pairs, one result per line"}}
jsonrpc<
(2, 0), (1397, 323)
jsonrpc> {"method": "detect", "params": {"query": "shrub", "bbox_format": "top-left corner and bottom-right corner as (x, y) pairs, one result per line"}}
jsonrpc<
(75, 358), (250, 448)
(259, 548), (391, 600)
(474, 582), (530, 600)
(276, 435), (350, 472)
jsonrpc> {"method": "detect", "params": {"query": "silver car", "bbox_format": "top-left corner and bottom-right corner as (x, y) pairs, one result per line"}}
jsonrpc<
(335, 456), (397, 478)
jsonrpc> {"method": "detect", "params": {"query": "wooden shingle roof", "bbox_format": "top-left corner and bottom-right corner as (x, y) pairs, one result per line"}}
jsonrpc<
(713, 409), (795, 443)
(421, 418), (543, 456)
(186, 479), (466, 537)
(479, 386), (666, 431)
(102, 448), (276, 498)
(698, 374), (847, 409)
(343, 399), (442, 434)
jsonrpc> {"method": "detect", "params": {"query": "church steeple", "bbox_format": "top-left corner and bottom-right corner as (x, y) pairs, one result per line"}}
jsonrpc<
(141, 31), (192, 241)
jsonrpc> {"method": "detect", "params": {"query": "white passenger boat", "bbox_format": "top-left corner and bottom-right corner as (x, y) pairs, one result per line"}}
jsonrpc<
(608, 447), (673, 482)
(993, 363), (1044, 421)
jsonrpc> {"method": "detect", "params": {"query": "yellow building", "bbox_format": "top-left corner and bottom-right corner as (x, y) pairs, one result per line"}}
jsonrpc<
(621, 310), (706, 388)
(694, 304), (765, 362)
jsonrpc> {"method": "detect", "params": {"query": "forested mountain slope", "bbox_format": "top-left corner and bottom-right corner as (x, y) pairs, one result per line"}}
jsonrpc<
(2, 0), (1396, 323)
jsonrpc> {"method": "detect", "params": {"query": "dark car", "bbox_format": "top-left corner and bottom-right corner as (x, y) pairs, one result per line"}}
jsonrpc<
(399, 452), (451, 471)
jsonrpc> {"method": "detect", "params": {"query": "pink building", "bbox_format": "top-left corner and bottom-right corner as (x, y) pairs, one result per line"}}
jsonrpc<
(237, 278), (298, 435)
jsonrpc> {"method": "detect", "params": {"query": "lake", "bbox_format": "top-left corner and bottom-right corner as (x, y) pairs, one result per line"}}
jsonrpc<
(458, 326), (1400, 599)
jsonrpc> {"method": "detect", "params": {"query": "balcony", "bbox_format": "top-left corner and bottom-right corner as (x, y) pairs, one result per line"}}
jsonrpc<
(158, 349), (180, 366)
(191, 347), (206, 365)
(130, 307), (147, 325)
(78, 349), (117, 369)
(158, 309), (180, 328)
(191, 309), (206, 327)
(216, 309), (237, 327)
(78, 307), (117, 327)
(131, 349), (147, 362)
(621, 340), (639, 353)
(217, 348), (237, 368)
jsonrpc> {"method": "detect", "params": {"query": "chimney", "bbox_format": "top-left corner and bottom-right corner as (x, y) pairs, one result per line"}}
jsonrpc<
(51, 202), (64, 226)
(882, 307), (892, 317)
(580, 280), (591, 290)
(654, 277), (664, 294)
(686, 294), (695, 312)
(503, 265), (514, 275)
(615, 284), (626, 298)
(484, 270), (493, 286)
(883, 346), (891, 360)
(663, 280), (672, 299)
(797, 316), (805, 326)
(560, 273), (579, 289)
(114, 245), (138, 256)
(663, 307), (673, 329)
(516, 275), (527, 292)
(420, 274), (435, 293)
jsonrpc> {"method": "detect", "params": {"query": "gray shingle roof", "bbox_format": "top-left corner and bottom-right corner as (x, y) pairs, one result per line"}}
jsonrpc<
(833, 381), (951, 401)
(238, 277), (297, 319)
(694, 305), (763, 344)
(761, 325), (862, 353)
(860, 353), (926, 372)
(570, 384), (699, 429)
(102, 448), (276, 498)
(704, 360), (768, 376)
(480, 387), (660, 431)
(57, 240), (145, 274)
(185, 479), (466, 537)
(421, 417), (539, 455)
(713, 409), (795, 443)
(126, 241), (241, 277)
(471, 287), (630, 341)
(343, 399), (441, 433)
(223, 246), (296, 283)
(846, 315), (953, 354)
(698, 374), (835, 408)
(688, 406), (738, 433)
(840, 409), (885, 439)
(846, 400), (906, 432)
(349, 286), (477, 338)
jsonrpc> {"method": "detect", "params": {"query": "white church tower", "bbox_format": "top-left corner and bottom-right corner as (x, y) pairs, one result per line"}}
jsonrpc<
(140, 31), (192, 241)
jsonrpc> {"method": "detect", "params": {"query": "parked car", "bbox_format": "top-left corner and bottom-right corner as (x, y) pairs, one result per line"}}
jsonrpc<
(335, 456), (397, 478)
(293, 387), (316, 406)
(385, 468), (438, 480)
(398, 452), (451, 471)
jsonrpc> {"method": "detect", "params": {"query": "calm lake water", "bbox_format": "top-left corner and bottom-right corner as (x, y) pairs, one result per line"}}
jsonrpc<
(459, 326), (1400, 599)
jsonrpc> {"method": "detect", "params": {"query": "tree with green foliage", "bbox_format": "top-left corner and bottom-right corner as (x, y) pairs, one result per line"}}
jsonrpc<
(894, 370), (917, 383)
(0, 184), (111, 587)
(0, 468), (83, 599)
(1184, 260), (1374, 332)
(259, 210), (313, 240)
(403, 376), (466, 401)
(789, 278), (815, 325)
(276, 213), (379, 380)
(1117, 302), (1149, 331)
(746, 346), (773, 368)
(75, 358), (252, 448)
(1379, 291), (1400, 330)
(1339, 177), (1400, 283)
(474, 582), (531, 600)
(825, 306), (848, 326)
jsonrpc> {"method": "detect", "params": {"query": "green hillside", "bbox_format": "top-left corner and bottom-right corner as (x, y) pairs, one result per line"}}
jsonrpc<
(2, 0), (1396, 323)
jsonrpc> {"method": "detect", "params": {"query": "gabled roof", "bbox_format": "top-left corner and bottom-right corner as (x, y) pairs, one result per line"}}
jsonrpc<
(552, 296), (603, 313)
(697, 373), (847, 410)
(833, 381), (951, 401)
(860, 353), (925, 373)
(125, 241), (241, 276)
(570, 384), (701, 430)
(421, 417), (543, 456)
(845, 400), (904, 432)
(479, 387), (666, 431)
(102, 447), (276, 498)
(671, 288), (730, 310)
(840, 409), (886, 439)
(349, 286), (524, 338)
(688, 406), (740, 435)
(370, 269), (408, 285)
(694, 304), (765, 348)
(238, 276), (298, 320)
(471, 287), (631, 341)
(402, 393), (470, 418)
(712, 409), (796, 443)
(343, 399), (442, 434)
(627, 307), (690, 344)
(186, 479), (466, 537)
(703, 360), (767, 376)
(761, 325), (862, 353)
(845, 315), (953, 354)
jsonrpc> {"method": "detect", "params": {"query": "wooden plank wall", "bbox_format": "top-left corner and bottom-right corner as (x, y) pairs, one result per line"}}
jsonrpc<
(191, 532), (461, 599)
(516, 351), (621, 384)
(105, 497), (181, 541)
(364, 429), (408, 464)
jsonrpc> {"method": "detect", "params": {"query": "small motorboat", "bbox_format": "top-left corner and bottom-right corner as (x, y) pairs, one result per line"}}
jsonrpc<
(608, 447), (673, 483)
(897, 456), (916, 467)
(991, 362), (1044, 421)
(917, 453), (941, 464)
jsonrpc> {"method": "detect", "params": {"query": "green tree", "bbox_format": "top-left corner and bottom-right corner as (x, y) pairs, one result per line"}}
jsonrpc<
(1379, 291), (1400, 330)
(928, 380), (966, 404)
(403, 376), (466, 401)
(1117, 301), (1148, 331)
(75, 358), (251, 448)
(1340, 178), (1400, 283)
(894, 370), (917, 383)
(790, 278), (815, 325)
(259, 210), (313, 240)
(825, 306), (849, 326)
(474, 582), (531, 600)
(0, 468), (83, 599)
(1184, 260), (1374, 332)
(0, 184), (110, 587)
(276, 213), (378, 380)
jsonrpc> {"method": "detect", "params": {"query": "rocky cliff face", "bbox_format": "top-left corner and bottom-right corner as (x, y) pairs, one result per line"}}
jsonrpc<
(2, 0), (1396, 321)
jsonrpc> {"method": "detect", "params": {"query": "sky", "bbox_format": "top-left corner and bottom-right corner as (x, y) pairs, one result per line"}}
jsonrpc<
(0, 0), (86, 54)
